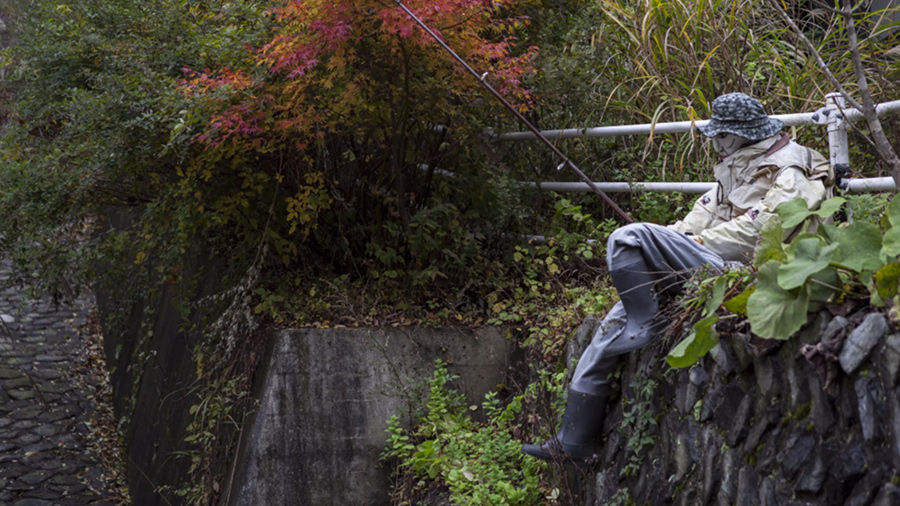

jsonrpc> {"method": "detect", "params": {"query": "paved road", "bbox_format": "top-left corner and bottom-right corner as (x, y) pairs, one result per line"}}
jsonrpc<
(0, 260), (124, 504)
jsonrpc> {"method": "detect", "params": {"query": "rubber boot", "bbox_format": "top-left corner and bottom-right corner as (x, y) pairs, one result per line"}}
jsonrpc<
(521, 387), (608, 462)
(610, 259), (659, 341)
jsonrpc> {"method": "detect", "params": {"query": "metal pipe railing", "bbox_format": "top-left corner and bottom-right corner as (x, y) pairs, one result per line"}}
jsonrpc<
(520, 177), (896, 194)
(423, 166), (897, 193)
(528, 181), (714, 194)
(496, 99), (900, 141)
(489, 94), (900, 197)
(844, 177), (897, 193)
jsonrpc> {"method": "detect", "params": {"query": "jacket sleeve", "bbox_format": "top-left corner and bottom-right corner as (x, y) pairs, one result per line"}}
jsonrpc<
(668, 188), (718, 235)
(698, 167), (826, 261)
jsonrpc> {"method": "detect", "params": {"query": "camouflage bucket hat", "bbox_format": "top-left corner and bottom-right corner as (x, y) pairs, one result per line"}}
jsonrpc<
(698, 92), (784, 141)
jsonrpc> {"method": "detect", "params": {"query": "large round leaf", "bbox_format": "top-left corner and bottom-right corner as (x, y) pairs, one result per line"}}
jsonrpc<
(724, 285), (754, 316)
(886, 195), (900, 227)
(753, 220), (787, 266)
(776, 237), (837, 290)
(874, 262), (900, 300)
(776, 198), (814, 229)
(748, 261), (810, 340)
(666, 315), (719, 369)
(807, 265), (839, 304)
(832, 221), (883, 273)
(881, 225), (900, 261)
(776, 196), (846, 229)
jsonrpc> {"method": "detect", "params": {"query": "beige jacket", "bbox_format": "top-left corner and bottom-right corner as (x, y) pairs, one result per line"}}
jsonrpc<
(669, 133), (832, 262)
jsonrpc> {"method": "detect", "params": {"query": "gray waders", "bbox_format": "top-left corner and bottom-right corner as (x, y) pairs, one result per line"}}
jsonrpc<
(522, 223), (725, 462)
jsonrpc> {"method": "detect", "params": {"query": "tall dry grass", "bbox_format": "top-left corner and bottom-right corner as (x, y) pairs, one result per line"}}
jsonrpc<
(583, 0), (900, 179)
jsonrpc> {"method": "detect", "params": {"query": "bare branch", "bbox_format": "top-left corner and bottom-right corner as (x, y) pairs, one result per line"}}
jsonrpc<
(769, 0), (900, 189)
(842, 0), (900, 189)
(766, 0), (863, 111)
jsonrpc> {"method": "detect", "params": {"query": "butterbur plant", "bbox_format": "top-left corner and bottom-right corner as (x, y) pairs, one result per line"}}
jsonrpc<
(746, 195), (900, 337)
(667, 194), (898, 368)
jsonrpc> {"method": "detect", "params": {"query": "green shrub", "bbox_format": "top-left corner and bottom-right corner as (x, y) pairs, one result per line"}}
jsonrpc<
(384, 361), (562, 505)
(487, 198), (618, 356)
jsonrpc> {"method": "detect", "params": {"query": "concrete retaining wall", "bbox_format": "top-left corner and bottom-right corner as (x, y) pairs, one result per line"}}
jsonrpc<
(226, 327), (510, 505)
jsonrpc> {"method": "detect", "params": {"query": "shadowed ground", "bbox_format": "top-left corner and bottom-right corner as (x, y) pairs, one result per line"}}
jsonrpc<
(0, 259), (126, 504)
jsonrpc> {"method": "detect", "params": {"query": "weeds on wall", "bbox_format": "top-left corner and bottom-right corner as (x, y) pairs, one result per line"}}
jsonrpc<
(167, 376), (251, 504)
(173, 270), (264, 505)
(383, 360), (565, 505)
(620, 375), (659, 478)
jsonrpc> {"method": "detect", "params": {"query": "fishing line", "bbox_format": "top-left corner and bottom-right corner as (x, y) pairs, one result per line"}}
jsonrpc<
(392, 0), (633, 223)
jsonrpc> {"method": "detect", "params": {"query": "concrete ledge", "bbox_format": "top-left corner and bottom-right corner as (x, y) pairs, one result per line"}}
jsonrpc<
(227, 326), (509, 505)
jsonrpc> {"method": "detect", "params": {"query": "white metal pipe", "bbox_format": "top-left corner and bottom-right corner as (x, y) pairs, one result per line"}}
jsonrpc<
(418, 164), (458, 178)
(844, 177), (896, 193)
(825, 93), (851, 170)
(497, 99), (900, 141)
(523, 178), (895, 194)
(526, 181), (715, 193)
(421, 165), (896, 193)
(843, 99), (900, 123)
(499, 120), (708, 141)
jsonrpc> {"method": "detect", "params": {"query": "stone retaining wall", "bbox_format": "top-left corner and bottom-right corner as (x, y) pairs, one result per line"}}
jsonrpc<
(578, 309), (900, 505)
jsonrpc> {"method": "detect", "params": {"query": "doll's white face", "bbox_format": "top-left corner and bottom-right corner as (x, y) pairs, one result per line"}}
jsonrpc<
(712, 133), (749, 158)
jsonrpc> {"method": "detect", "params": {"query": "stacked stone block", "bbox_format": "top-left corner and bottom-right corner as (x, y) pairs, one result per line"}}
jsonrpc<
(575, 309), (900, 505)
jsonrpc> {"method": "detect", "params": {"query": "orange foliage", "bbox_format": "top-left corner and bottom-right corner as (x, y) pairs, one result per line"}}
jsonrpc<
(175, 0), (540, 262)
(181, 0), (538, 150)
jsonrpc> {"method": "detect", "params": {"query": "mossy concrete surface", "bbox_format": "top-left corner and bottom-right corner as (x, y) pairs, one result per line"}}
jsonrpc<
(227, 326), (510, 505)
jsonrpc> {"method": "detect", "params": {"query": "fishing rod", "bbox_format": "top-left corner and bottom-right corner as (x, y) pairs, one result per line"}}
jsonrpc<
(392, 1), (633, 224)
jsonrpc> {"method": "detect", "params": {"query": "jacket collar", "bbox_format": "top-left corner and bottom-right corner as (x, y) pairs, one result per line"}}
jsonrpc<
(722, 134), (784, 165)
(713, 133), (786, 194)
